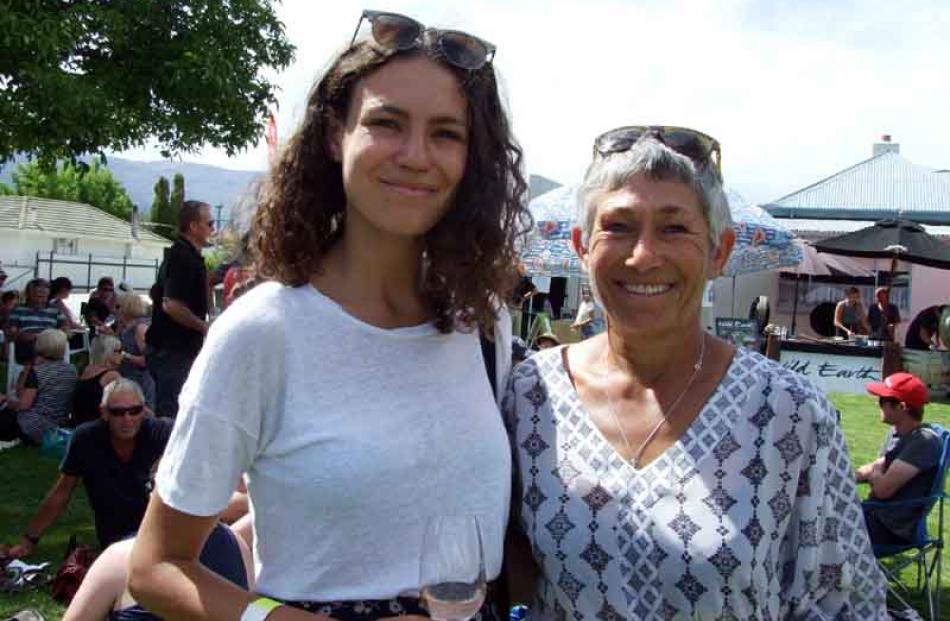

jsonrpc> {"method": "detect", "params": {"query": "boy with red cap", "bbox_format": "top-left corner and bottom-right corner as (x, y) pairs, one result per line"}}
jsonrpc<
(855, 372), (941, 545)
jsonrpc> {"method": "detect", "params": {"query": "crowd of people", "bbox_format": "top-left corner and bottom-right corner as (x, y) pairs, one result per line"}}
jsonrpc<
(1, 8), (948, 621)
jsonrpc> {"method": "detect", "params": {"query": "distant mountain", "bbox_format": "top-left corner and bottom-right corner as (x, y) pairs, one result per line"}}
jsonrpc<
(1, 155), (262, 224)
(2, 157), (566, 223)
(529, 174), (562, 199)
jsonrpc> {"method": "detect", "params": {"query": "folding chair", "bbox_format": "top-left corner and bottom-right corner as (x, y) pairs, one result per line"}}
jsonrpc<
(864, 424), (950, 621)
(5, 339), (24, 396)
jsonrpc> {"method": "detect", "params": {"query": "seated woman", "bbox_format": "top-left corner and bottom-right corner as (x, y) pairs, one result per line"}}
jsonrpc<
(116, 292), (155, 410)
(0, 328), (77, 444)
(72, 335), (122, 427)
(503, 126), (887, 619)
(63, 522), (252, 621)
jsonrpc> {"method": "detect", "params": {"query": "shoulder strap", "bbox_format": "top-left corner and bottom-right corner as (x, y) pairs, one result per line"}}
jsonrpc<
(480, 331), (497, 399)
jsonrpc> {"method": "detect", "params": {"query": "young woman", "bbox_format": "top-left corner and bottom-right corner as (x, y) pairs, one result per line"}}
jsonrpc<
(130, 10), (528, 621)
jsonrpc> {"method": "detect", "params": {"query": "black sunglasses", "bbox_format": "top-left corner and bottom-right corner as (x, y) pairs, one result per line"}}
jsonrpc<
(108, 404), (144, 418)
(351, 10), (496, 71)
(878, 397), (901, 408)
(593, 125), (722, 180)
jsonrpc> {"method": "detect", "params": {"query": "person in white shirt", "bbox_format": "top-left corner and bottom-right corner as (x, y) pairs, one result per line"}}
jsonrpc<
(129, 10), (527, 621)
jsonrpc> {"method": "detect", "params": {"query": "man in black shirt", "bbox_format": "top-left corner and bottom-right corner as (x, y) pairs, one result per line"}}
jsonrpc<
(855, 372), (943, 545)
(146, 200), (213, 417)
(2, 378), (173, 556)
(867, 286), (901, 342)
(905, 305), (944, 351)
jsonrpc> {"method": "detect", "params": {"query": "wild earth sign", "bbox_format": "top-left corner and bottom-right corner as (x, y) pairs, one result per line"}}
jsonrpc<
(779, 350), (880, 394)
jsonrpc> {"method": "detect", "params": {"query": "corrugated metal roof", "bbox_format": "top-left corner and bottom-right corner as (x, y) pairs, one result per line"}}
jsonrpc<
(776, 217), (950, 242)
(0, 196), (168, 244)
(763, 151), (950, 224)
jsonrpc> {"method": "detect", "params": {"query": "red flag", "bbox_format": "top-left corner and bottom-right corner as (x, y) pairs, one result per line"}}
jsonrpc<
(266, 114), (278, 165)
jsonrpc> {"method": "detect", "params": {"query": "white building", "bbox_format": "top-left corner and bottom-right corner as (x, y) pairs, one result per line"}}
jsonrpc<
(0, 196), (171, 291)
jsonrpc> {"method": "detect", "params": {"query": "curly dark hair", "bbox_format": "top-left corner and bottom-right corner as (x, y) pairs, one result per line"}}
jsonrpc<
(252, 36), (530, 333)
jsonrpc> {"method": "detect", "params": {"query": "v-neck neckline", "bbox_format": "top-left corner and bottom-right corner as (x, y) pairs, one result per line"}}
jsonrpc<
(556, 345), (744, 477)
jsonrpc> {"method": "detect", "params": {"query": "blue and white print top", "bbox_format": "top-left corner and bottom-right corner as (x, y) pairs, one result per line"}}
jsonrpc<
(503, 346), (886, 621)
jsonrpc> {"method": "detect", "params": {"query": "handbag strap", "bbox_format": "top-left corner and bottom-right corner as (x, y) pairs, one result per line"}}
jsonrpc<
(479, 331), (497, 399)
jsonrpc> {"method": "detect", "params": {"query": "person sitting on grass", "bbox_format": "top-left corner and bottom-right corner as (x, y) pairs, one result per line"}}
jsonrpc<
(71, 335), (123, 428)
(0, 378), (172, 558)
(855, 372), (943, 546)
(0, 328), (77, 445)
(62, 521), (253, 621)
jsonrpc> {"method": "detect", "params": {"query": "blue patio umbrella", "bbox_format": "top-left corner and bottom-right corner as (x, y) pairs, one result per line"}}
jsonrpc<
(520, 186), (801, 278)
(520, 185), (585, 278)
(723, 190), (802, 276)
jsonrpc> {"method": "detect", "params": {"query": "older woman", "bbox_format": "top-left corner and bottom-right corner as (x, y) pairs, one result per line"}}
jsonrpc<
(72, 335), (122, 427)
(503, 127), (886, 620)
(116, 292), (155, 409)
(0, 328), (77, 444)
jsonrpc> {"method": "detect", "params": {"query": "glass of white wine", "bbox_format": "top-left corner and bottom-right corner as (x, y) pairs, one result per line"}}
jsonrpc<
(420, 515), (487, 621)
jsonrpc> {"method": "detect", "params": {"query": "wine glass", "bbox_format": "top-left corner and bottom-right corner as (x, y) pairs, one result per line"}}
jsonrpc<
(420, 515), (487, 621)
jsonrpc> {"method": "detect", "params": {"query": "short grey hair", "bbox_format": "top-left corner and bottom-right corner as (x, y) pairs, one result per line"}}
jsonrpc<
(35, 328), (67, 360)
(101, 377), (145, 407)
(576, 139), (732, 249)
(89, 335), (121, 366)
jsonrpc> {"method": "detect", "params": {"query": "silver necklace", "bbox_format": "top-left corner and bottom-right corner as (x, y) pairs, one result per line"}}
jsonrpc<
(601, 333), (707, 469)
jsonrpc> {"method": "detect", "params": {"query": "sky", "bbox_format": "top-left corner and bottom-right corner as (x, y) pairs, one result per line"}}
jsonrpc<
(115, 0), (950, 205)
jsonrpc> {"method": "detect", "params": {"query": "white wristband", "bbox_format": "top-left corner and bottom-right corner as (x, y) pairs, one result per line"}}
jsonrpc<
(239, 596), (282, 621)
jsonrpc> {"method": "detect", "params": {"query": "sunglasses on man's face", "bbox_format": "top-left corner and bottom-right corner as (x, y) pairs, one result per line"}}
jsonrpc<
(878, 397), (901, 408)
(593, 125), (722, 180)
(108, 405), (144, 418)
(351, 9), (496, 71)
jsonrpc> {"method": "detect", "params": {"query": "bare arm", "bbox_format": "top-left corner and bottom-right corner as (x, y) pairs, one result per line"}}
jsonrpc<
(9, 474), (79, 557)
(63, 539), (131, 621)
(129, 494), (321, 621)
(854, 456), (885, 483)
(163, 298), (208, 334)
(129, 495), (426, 621)
(14, 388), (36, 412)
(868, 459), (921, 499)
(129, 323), (149, 368)
(833, 302), (850, 335)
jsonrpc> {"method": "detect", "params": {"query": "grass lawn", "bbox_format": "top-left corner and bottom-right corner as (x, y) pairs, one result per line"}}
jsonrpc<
(1, 394), (948, 620)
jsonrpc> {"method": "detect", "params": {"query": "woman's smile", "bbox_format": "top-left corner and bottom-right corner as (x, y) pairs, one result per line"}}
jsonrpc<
(617, 281), (675, 296)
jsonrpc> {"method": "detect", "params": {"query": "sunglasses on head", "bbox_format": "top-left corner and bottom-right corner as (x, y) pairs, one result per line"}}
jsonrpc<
(108, 404), (144, 418)
(351, 10), (496, 71)
(593, 126), (722, 180)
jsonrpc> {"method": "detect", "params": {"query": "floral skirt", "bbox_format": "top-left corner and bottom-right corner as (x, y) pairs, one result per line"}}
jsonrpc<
(287, 596), (501, 621)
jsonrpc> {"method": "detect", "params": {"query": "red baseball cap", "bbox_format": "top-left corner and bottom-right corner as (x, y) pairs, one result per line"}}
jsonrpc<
(866, 372), (929, 408)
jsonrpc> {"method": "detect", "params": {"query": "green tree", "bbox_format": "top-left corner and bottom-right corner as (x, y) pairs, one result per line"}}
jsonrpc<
(0, 1), (295, 166)
(151, 176), (171, 225)
(9, 159), (135, 220)
(170, 173), (185, 228)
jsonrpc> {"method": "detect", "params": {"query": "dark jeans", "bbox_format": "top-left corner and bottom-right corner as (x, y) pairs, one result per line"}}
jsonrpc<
(0, 407), (27, 442)
(146, 346), (197, 418)
(863, 503), (910, 546)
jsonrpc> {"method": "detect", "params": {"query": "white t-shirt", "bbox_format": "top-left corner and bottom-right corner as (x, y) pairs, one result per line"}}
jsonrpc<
(156, 282), (512, 601)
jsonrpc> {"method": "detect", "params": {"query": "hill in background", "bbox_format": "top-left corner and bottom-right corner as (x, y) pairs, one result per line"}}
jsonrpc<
(2, 156), (563, 225)
(1, 155), (262, 225)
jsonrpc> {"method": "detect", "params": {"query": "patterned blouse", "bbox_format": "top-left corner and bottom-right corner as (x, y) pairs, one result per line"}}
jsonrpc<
(503, 346), (886, 621)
